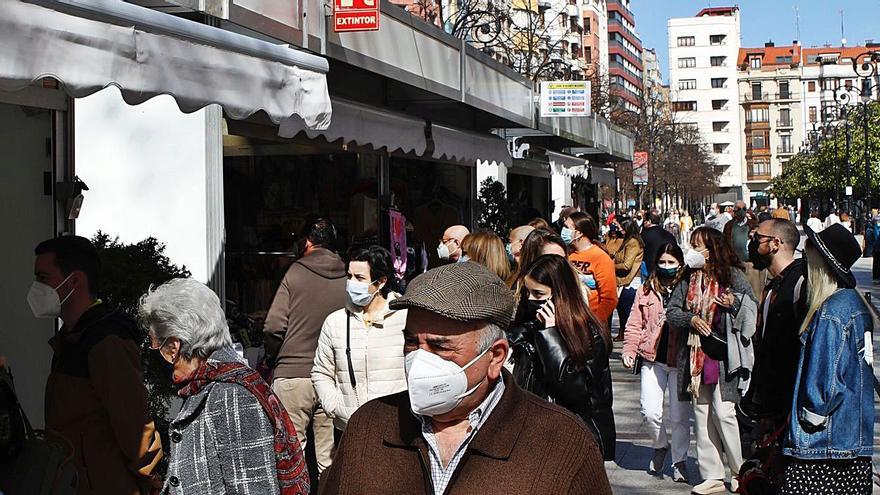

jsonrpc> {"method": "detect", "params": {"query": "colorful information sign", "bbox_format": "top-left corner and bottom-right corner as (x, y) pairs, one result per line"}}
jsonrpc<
(334, 0), (379, 32)
(539, 81), (591, 118)
(633, 151), (648, 185)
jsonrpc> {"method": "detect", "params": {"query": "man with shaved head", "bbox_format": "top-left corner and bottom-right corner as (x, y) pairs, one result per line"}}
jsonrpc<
(437, 225), (470, 263)
(507, 225), (535, 265)
(742, 218), (807, 436)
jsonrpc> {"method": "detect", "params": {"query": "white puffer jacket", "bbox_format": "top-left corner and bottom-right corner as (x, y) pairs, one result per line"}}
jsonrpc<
(311, 293), (407, 430)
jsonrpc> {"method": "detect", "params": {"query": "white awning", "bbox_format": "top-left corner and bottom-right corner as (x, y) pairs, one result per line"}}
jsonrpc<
(278, 98), (427, 155)
(1, 0), (331, 129)
(431, 124), (511, 166)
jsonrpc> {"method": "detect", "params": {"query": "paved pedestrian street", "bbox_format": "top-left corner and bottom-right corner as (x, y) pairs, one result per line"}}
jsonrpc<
(605, 254), (880, 494)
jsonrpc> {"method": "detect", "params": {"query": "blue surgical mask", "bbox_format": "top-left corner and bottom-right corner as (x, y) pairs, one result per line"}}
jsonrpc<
(561, 227), (576, 245)
(505, 243), (515, 263)
(657, 266), (679, 279)
(580, 273), (597, 289)
(346, 279), (378, 307)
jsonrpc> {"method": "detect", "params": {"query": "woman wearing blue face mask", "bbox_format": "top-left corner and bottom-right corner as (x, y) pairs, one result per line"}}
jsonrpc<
(311, 245), (407, 435)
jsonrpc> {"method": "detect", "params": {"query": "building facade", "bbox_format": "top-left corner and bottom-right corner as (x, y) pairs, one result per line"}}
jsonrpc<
(737, 42), (804, 206)
(607, 0), (643, 112)
(582, 0), (608, 79)
(668, 6), (743, 201)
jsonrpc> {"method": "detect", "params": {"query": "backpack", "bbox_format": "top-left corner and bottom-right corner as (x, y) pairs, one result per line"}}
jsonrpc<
(0, 368), (77, 495)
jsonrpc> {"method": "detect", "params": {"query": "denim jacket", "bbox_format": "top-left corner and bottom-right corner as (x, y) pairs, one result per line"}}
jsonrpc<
(783, 289), (875, 460)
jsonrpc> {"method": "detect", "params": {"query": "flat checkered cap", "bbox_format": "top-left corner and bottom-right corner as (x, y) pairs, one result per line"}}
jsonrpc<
(389, 261), (514, 329)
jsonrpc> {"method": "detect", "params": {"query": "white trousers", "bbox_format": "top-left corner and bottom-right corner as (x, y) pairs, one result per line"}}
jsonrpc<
(692, 382), (743, 481)
(640, 361), (691, 464)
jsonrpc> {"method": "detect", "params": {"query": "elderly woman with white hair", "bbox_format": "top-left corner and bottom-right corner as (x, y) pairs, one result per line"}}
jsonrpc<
(139, 278), (309, 495)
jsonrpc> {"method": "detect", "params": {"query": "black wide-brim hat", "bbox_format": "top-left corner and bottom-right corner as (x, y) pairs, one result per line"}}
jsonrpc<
(803, 223), (860, 288)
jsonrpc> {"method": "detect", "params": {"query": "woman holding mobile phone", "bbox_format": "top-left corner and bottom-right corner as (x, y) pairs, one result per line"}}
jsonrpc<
(507, 254), (616, 460)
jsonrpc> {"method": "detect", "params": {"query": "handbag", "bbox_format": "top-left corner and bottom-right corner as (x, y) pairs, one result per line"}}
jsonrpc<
(629, 355), (642, 375)
(700, 332), (728, 361)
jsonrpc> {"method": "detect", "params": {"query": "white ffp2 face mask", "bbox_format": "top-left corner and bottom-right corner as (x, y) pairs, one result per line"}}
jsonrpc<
(405, 347), (488, 417)
(684, 248), (707, 269)
(27, 273), (75, 319)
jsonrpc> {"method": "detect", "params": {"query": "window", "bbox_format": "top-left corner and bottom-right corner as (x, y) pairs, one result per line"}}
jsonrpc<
(751, 82), (763, 100)
(585, 47), (592, 64)
(809, 106), (817, 123)
(713, 143), (727, 154)
(710, 34), (725, 45)
(750, 56), (762, 69)
(678, 57), (696, 68)
(821, 78), (839, 91)
(751, 132), (767, 150)
(749, 108), (769, 123)
(711, 78), (727, 88)
(845, 79), (853, 90)
(673, 101), (697, 112)
(710, 56), (726, 67)
(780, 135), (792, 153)
(584, 20), (591, 34)
(775, 56), (793, 64)
(808, 81), (816, 92)
(677, 36), (695, 47)
(712, 121), (728, 132)
(712, 99), (727, 110)
(779, 81), (790, 99)
(778, 108), (791, 126)
(749, 158), (770, 178)
(678, 79), (697, 90)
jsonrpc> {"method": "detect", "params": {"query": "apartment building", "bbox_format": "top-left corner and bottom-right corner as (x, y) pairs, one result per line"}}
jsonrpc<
(582, 0), (608, 78)
(668, 6), (742, 201)
(737, 42), (804, 205)
(607, 0), (643, 112)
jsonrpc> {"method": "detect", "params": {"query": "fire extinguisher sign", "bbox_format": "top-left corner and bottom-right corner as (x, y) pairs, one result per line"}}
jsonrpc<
(334, 0), (379, 32)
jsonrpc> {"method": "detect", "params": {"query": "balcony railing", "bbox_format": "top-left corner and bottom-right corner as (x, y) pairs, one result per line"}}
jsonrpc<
(745, 118), (770, 125)
(747, 172), (772, 181)
(746, 144), (770, 152)
(607, 0), (634, 21)
(775, 92), (797, 100)
(777, 145), (795, 154)
(776, 119), (793, 128)
(743, 92), (771, 102)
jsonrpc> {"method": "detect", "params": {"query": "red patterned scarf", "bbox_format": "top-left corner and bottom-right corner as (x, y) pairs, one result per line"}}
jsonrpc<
(685, 270), (720, 397)
(179, 360), (310, 495)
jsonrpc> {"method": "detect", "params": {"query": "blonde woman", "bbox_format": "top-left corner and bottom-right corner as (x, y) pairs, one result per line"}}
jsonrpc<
(779, 224), (874, 494)
(461, 231), (512, 281)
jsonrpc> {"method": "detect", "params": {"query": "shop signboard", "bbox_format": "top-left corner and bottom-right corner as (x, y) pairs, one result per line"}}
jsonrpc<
(633, 151), (648, 185)
(539, 81), (590, 117)
(334, 0), (379, 32)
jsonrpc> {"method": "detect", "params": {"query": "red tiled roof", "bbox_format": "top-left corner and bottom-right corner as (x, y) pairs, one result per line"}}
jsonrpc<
(737, 45), (801, 67)
(802, 46), (876, 65)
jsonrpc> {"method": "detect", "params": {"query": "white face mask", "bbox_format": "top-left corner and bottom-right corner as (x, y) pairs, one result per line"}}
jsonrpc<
(405, 347), (488, 417)
(684, 248), (707, 269)
(346, 279), (378, 307)
(437, 241), (458, 261)
(27, 273), (75, 319)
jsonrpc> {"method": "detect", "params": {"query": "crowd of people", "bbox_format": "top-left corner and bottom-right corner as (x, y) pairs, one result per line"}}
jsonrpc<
(3, 199), (877, 495)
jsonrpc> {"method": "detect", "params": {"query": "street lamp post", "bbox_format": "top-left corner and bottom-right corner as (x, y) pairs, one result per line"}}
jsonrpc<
(852, 50), (879, 216)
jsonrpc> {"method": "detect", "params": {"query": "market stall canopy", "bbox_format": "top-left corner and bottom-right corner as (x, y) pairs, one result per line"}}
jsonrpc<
(431, 124), (511, 166)
(0, 0), (331, 129)
(545, 150), (588, 177)
(279, 98), (427, 155)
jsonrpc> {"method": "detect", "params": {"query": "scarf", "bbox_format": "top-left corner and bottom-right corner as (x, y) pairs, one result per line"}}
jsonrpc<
(685, 270), (720, 397)
(179, 360), (310, 495)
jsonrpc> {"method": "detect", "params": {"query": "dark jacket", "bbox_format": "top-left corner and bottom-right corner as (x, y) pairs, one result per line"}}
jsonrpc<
(640, 225), (676, 273)
(264, 247), (347, 379)
(741, 259), (807, 420)
(783, 289), (875, 460)
(46, 303), (162, 495)
(508, 323), (615, 461)
(666, 267), (757, 402)
(320, 371), (612, 495)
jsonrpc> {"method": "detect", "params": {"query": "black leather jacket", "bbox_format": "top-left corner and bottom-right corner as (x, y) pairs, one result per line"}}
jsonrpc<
(508, 322), (616, 461)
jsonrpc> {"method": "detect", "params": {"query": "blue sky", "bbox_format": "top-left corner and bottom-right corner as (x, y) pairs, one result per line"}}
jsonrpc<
(632, 0), (878, 81)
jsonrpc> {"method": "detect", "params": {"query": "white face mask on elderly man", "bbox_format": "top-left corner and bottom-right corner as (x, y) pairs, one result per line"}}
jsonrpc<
(404, 347), (488, 417)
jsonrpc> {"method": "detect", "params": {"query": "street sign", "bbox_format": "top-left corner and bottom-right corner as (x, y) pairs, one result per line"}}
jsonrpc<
(633, 151), (648, 185)
(539, 81), (591, 118)
(334, 0), (379, 32)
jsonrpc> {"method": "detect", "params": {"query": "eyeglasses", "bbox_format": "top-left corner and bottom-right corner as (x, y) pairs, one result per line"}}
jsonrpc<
(749, 232), (781, 244)
(148, 335), (167, 351)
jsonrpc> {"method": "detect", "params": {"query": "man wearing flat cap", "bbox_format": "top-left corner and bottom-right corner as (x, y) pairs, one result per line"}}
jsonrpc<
(320, 262), (612, 494)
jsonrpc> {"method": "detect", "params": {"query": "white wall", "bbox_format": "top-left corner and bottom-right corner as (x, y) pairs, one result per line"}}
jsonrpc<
(74, 87), (210, 282)
(0, 102), (56, 427)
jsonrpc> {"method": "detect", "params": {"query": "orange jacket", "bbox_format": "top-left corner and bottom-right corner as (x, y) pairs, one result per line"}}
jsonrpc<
(569, 247), (618, 321)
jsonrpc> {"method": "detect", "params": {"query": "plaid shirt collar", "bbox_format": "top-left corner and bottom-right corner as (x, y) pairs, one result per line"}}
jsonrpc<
(415, 378), (506, 495)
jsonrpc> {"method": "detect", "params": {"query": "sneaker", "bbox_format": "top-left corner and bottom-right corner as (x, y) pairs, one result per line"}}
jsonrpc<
(691, 479), (727, 495)
(648, 446), (668, 475)
(672, 461), (690, 484)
